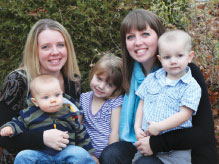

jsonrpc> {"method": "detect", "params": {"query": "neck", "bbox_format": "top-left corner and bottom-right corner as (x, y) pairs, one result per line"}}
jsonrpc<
(141, 57), (156, 75)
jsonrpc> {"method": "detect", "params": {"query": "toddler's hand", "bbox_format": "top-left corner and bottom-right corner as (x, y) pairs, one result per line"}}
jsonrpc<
(146, 121), (161, 136)
(0, 126), (13, 136)
(135, 128), (147, 140)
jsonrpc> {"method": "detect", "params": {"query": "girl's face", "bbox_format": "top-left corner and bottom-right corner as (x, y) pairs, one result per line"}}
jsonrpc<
(38, 29), (67, 75)
(126, 26), (158, 70)
(90, 73), (116, 99)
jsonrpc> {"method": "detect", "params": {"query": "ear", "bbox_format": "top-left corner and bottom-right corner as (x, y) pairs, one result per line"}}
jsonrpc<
(157, 55), (162, 63)
(31, 97), (39, 107)
(188, 51), (195, 63)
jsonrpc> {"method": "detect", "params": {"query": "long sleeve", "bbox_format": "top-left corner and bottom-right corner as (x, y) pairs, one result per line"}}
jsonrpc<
(150, 63), (218, 164)
(0, 71), (44, 152)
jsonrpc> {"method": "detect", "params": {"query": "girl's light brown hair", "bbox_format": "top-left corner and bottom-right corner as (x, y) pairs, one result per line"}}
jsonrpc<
(120, 9), (165, 93)
(89, 53), (124, 98)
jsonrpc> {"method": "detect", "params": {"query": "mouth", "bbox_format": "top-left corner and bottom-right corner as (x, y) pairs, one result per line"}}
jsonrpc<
(48, 58), (61, 64)
(170, 67), (180, 70)
(135, 49), (147, 56)
(50, 105), (60, 108)
(94, 88), (104, 95)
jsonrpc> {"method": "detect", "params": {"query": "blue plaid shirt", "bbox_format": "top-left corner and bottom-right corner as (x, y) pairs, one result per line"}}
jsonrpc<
(136, 67), (201, 134)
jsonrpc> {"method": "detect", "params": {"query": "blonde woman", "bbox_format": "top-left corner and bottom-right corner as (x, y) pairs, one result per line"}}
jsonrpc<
(0, 19), (81, 163)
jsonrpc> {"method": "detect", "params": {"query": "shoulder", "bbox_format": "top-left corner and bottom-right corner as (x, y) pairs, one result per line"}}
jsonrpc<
(80, 91), (92, 100)
(111, 94), (123, 101)
(3, 70), (27, 83)
(185, 75), (202, 96)
(109, 95), (124, 108)
(0, 70), (28, 109)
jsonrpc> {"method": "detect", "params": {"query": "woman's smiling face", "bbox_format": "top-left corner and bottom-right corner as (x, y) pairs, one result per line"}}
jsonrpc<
(126, 26), (158, 69)
(38, 29), (67, 74)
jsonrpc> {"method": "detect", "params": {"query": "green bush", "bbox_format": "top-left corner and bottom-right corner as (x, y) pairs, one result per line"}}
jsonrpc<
(0, 0), (189, 91)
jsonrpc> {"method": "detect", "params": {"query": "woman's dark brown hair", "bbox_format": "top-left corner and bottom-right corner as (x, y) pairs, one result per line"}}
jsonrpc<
(120, 9), (165, 93)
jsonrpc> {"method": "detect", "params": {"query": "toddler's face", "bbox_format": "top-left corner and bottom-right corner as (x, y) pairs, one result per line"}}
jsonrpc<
(32, 81), (63, 113)
(157, 41), (194, 80)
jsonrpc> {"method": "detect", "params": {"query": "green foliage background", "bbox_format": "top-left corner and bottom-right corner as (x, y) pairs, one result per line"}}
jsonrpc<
(0, 0), (189, 91)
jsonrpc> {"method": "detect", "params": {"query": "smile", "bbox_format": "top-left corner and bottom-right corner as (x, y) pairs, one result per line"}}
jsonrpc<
(49, 59), (61, 64)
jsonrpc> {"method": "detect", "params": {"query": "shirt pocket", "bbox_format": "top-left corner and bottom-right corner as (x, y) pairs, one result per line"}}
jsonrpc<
(164, 88), (182, 113)
(144, 86), (161, 108)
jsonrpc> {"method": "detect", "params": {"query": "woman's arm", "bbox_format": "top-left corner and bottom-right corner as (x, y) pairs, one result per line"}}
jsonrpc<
(0, 71), (45, 151)
(149, 63), (216, 152)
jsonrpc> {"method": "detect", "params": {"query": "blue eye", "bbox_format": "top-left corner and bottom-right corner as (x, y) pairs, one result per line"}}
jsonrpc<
(56, 93), (60, 97)
(163, 56), (170, 59)
(127, 35), (134, 40)
(177, 54), (183, 58)
(97, 76), (102, 81)
(44, 96), (49, 99)
(57, 43), (65, 47)
(142, 32), (150, 37)
(42, 45), (49, 49)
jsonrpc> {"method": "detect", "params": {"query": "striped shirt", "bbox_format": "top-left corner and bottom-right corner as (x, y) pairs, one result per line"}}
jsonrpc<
(136, 67), (201, 134)
(0, 93), (94, 155)
(80, 91), (123, 158)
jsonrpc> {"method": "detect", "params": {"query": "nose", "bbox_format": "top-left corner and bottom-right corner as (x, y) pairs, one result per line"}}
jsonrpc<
(98, 82), (105, 89)
(51, 46), (59, 55)
(135, 35), (143, 46)
(50, 97), (56, 103)
(170, 57), (177, 64)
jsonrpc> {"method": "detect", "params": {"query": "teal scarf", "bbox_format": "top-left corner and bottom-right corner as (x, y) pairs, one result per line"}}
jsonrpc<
(119, 61), (159, 143)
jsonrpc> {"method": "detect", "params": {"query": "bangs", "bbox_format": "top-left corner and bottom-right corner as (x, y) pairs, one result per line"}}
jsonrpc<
(124, 12), (148, 34)
(95, 69), (114, 85)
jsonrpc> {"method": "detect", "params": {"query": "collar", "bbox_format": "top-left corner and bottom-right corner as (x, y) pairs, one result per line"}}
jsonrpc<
(155, 66), (192, 86)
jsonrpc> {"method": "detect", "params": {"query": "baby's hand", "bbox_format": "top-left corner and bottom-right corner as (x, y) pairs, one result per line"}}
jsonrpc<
(135, 128), (147, 140)
(0, 126), (13, 136)
(146, 121), (161, 136)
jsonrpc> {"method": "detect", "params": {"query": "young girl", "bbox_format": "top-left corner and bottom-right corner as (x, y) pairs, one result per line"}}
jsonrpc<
(79, 53), (124, 161)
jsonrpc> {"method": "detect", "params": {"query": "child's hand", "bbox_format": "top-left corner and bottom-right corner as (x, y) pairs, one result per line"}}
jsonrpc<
(146, 121), (161, 136)
(91, 154), (100, 164)
(135, 128), (147, 140)
(0, 126), (13, 136)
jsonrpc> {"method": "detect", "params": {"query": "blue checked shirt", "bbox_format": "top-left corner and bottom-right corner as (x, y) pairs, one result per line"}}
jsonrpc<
(136, 67), (201, 134)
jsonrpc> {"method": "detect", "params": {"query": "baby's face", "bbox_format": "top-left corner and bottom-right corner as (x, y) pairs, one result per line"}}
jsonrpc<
(33, 81), (63, 113)
(158, 41), (194, 80)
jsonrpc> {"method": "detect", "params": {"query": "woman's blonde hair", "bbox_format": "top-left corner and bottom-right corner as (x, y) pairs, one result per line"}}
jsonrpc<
(120, 9), (165, 93)
(89, 53), (124, 98)
(18, 19), (80, 87)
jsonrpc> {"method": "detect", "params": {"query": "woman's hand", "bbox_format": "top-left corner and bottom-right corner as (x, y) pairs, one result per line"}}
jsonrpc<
(43, 129), (69, 151)
(134, 136), (153, 156)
